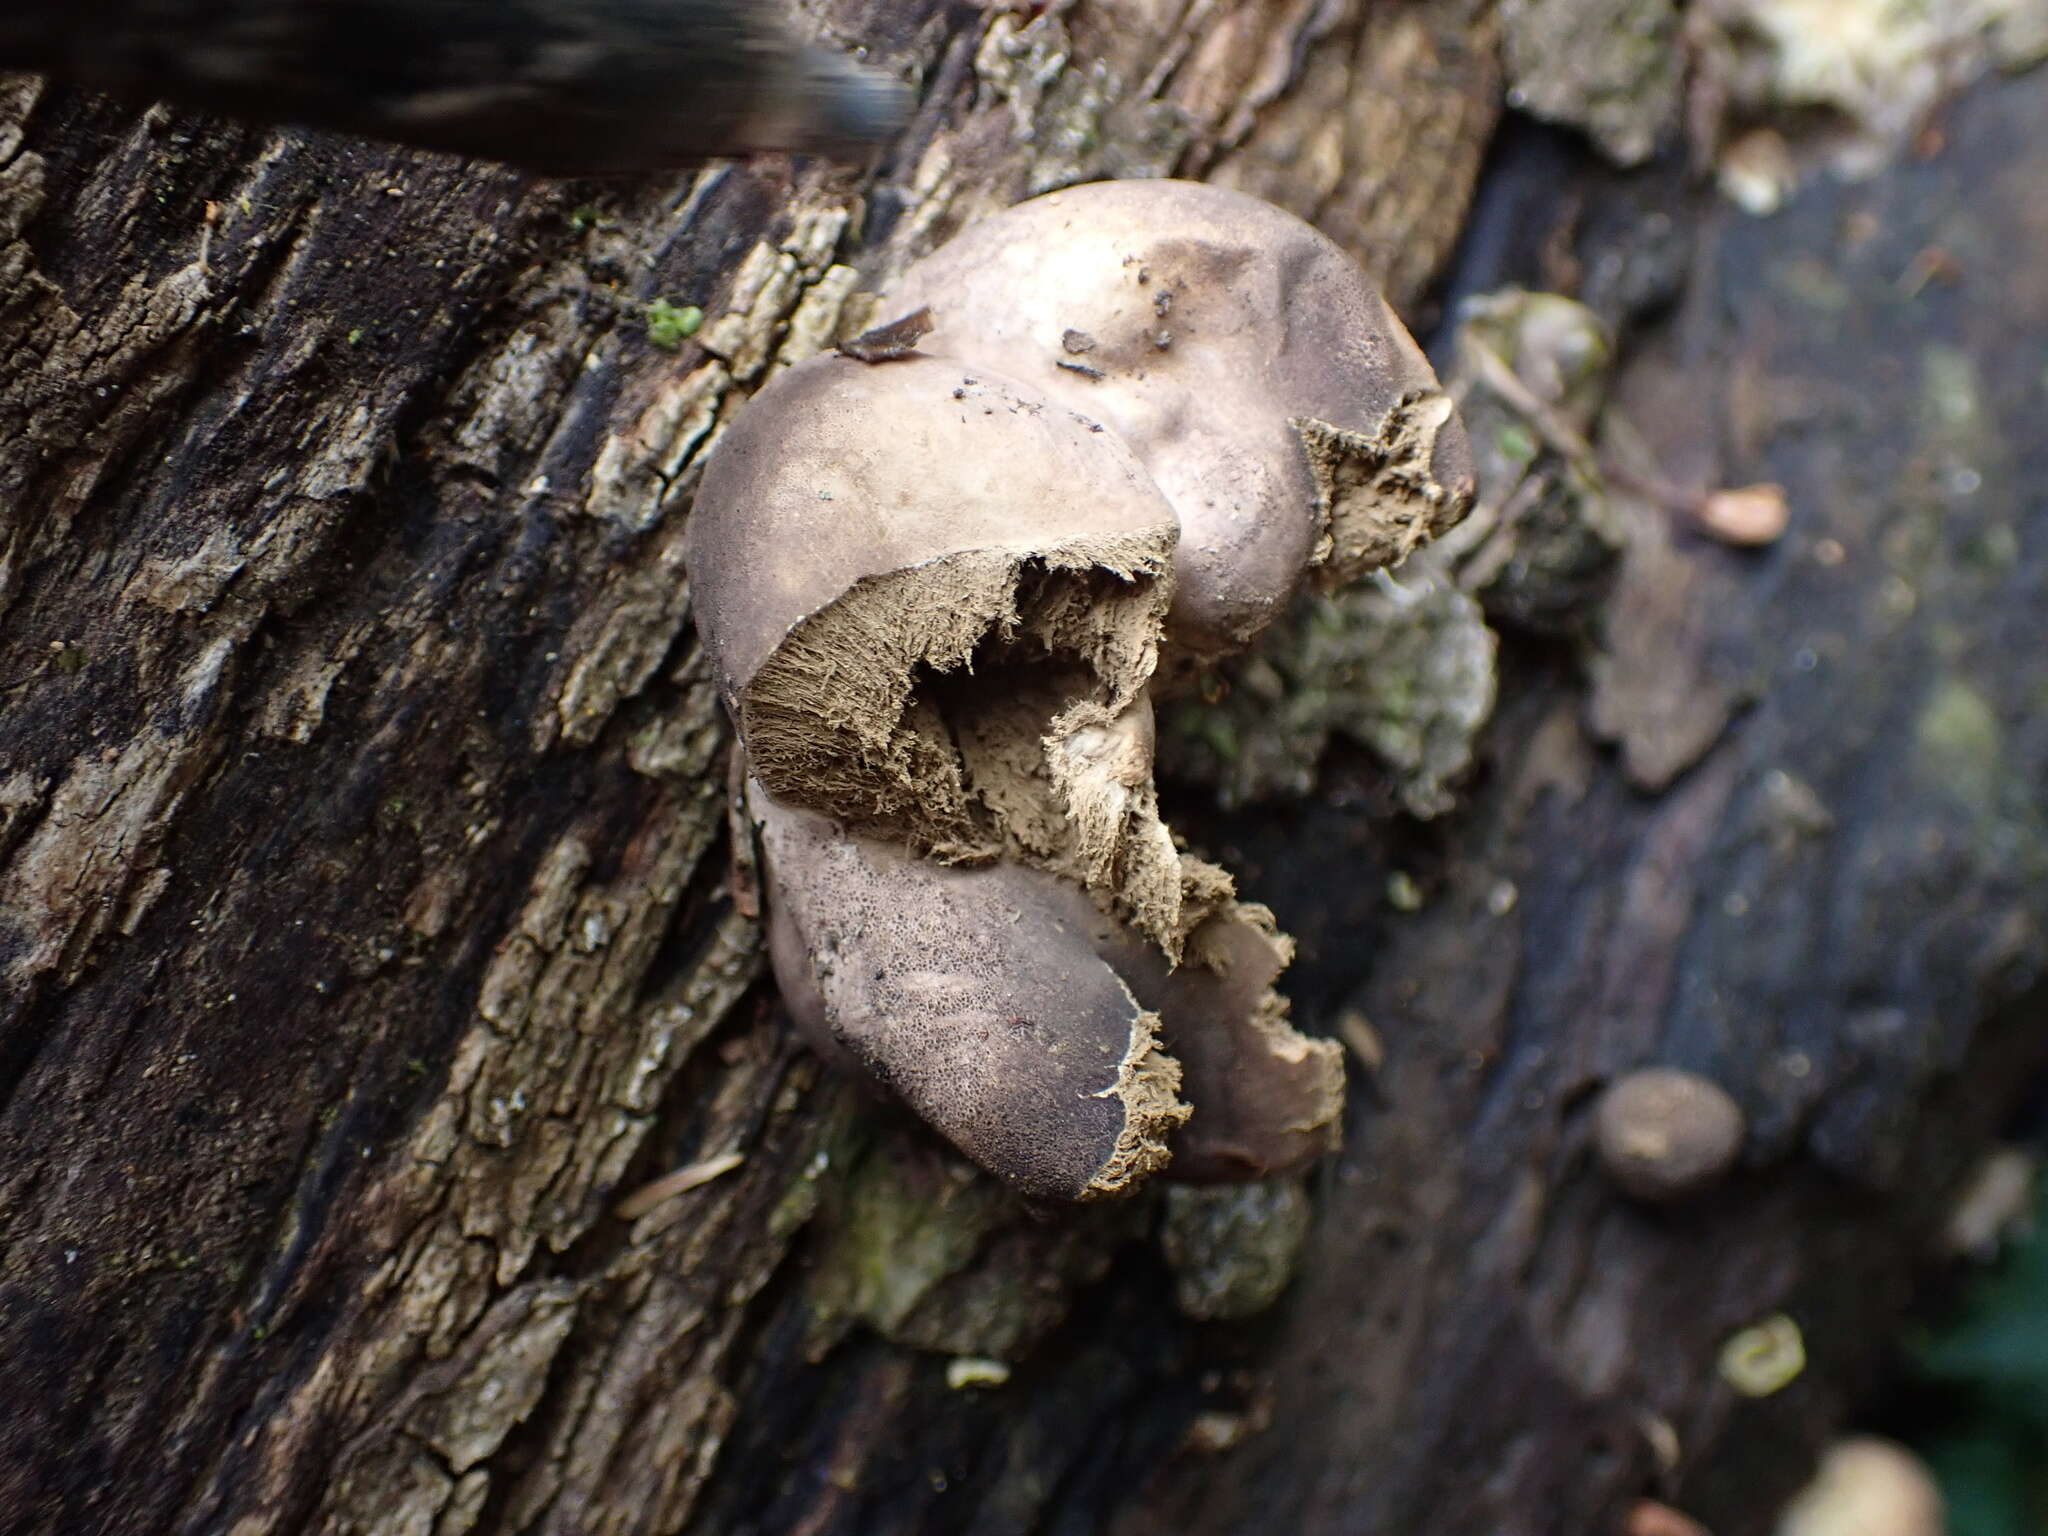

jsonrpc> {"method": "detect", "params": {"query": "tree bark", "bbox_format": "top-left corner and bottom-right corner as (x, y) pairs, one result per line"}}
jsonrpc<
(0, 4), (2042, 1536)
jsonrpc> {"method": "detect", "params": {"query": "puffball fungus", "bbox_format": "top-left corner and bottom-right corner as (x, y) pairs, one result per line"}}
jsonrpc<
(887, 180), (1474, 661)
(685, 180), (1476, 1201)
(1596, 1068), (1747, 1203)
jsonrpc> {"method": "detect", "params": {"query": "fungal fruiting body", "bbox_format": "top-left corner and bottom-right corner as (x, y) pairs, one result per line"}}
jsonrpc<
(884, 180), (1472, 662)
(686, 180), (1476, 1201)
(1595, 1068), (1748, 1203)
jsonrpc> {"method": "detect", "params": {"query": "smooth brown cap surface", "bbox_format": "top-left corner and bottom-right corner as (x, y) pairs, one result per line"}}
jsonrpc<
(887, 179), (1477, 658)
(687, 352), (1177, 702)
(755, 789), (1190, 1203)
(1596, 1068), (1746, 1202)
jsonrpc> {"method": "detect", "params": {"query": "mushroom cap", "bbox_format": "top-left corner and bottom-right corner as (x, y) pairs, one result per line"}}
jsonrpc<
(887, 179), (1477, 659)
(687, 351), (1177, 707)
(686, 352), (1181, 878)
(1595, 1068), (1746, 1202)
(754, 788), (1189, 1202)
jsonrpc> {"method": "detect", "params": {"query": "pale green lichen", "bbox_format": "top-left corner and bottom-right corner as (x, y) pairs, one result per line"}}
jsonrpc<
(801, 1131), (1010, 1357)
(1163, 574), (1496, 818)
(1700, 0), (2048, 187)
(1500, 0), (1684, 165)
(1713, 0), (2046, 137)
(799, 1124), (1148, 1361)
(1159, 1179), (1314, 1322)
(644, 298), (704, 350)
(890, 1203), (1146, 1359)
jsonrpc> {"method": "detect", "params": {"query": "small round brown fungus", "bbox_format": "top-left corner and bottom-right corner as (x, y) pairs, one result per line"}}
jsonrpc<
(1596, 1068), (1746, 1202)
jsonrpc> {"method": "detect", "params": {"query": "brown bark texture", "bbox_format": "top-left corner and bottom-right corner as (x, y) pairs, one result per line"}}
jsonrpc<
(0, 2), (2042, 1535)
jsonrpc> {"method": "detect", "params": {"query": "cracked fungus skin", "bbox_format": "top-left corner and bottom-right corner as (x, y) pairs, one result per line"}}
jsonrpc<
(689, 354), (1202, 954)
(685, 181), (1472, 1201)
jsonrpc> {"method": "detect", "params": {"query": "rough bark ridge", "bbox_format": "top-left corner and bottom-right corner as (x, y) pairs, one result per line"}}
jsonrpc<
(0, 5), (2040, 1536)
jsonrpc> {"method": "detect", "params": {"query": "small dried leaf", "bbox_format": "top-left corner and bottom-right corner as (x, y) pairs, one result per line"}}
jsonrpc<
(1697, 483), (1790, 546)
(837, 306), (936, 363)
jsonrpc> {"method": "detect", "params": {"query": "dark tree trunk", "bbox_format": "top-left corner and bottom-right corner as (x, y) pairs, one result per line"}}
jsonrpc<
(0, 3), (2041, 1535)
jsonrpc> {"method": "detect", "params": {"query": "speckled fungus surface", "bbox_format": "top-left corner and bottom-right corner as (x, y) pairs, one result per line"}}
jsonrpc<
(685, 180), (1477, 1202)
